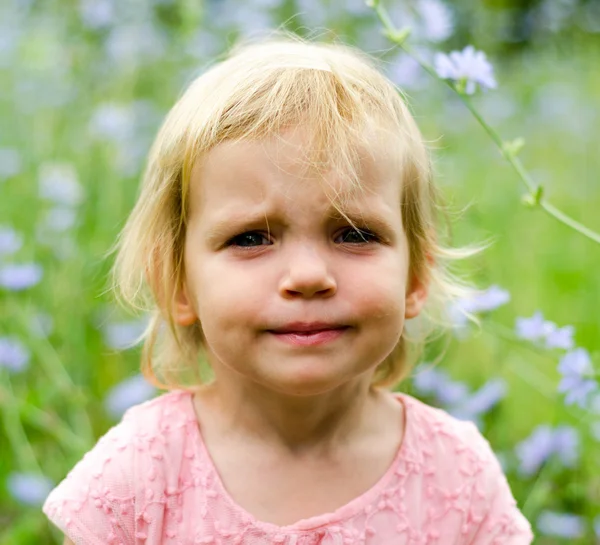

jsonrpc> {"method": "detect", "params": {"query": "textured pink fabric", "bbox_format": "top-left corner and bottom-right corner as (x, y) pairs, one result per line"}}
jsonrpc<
(43, 390), (534, 544)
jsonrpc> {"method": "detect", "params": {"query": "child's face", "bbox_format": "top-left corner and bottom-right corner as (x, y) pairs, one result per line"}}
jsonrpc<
(175, 126), (427, 396)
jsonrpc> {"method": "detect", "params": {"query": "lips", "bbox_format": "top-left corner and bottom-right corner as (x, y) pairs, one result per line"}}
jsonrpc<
(267, 326), (349, 346)
(268, 322), (348, 334)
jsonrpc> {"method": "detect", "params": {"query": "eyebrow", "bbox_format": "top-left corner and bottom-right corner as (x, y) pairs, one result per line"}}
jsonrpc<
(203, 206), (397, 245)
(203, 210), (277, 245)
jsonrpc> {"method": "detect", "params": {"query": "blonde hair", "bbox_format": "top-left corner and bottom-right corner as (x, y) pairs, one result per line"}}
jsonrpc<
(108, 33), (480, 391)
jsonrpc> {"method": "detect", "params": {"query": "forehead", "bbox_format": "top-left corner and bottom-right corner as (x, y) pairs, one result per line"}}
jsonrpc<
(187, 125), (403, 221)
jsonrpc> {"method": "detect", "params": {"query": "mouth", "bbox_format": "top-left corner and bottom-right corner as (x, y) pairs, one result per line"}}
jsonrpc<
(268, 322), (349, 334)
(266, 325), (350, 346)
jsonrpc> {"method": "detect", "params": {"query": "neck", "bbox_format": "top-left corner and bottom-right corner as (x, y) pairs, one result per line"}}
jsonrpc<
(194, 372), (382, 456)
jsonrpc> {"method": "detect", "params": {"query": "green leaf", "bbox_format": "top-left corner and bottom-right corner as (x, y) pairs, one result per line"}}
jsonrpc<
(503, 137), (526, 157)
(521, 186), (543, 207)
(382, 27), (411, 46)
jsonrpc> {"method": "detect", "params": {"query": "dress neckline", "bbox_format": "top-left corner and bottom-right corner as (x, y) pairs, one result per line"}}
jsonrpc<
(184, 391), (414, 533)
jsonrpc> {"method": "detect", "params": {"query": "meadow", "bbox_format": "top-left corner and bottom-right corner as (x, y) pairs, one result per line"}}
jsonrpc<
(0, 0), (599, 543)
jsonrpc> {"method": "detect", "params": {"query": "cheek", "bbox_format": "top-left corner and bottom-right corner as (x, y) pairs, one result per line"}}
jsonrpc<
(353, 284), (405, 329)
(192, 257), (268, 331)
(343, 256), (407, 320)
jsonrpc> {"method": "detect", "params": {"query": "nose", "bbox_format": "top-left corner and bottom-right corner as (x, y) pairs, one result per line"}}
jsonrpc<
(278, 243), (337, 299)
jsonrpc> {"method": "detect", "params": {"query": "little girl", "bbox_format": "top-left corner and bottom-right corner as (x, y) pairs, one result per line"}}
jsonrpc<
(43, 35), (534, 544)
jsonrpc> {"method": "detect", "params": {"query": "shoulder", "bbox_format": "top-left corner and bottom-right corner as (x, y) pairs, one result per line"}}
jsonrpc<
(398, 393), (534, 544)
(43, 390), (195, 544)
(399, 393), (510, 490)
(400, 392), (495, 463)
(122, 387), (194, 427)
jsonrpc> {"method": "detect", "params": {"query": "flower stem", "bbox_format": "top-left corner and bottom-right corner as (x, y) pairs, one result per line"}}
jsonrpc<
(370, 3), (600, 246)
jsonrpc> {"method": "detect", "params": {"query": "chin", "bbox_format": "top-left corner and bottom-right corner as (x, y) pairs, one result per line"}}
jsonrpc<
(256, 366), (363, 398)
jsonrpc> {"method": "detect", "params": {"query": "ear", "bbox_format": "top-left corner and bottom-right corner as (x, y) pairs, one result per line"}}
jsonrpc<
(173, 281), (198, 326)
(404, 265), (430, 320)
(405, 274), (428, 319)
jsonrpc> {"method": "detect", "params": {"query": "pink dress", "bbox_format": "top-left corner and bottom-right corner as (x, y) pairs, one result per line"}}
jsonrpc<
(43, 390), (534, 544)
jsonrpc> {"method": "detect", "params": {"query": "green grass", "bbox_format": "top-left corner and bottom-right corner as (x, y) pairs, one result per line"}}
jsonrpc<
(0, 5), (599, 544)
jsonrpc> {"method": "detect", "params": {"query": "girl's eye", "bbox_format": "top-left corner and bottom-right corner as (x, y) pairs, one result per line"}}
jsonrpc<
(337, 228), (379, 244)
(226, 228), (379, 248)
(226, 231), (271, 248)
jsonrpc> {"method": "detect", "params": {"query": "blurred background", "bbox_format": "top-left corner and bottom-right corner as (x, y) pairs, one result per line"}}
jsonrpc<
(0, 0), (599, 543)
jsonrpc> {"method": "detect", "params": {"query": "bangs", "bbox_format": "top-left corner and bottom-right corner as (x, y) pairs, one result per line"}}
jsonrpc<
(157, 39), (417, 223)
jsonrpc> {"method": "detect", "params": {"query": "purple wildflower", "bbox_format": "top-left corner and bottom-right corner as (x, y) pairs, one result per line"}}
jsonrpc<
(557, 348), (597, 408)
(104, 374), (156, 419)
(470, 378), (507, 412)
(552, 426), (579, 467)
(434, 45), (497, 94)
(515, 425), (557, 476)
(0, 148), (22, 179)
(537, 511), (584, 538)
(89, 103), (136, 143)
(436, 379), (469, 406)
(0, 226), (23, 257)
(414, 368), (506, 427)
(445, 300), (471, 340)
(457, 285), (510, 314)
(449, 379), (506, 428)
(412, 365), (445, 395)
(515, 311), (552, 341)
(79, 0), (115, 30)
(544, 324), (575, 350)
(516, 311), (575, 349)
(101, 317), (148, 350)
(38, 162), (84, 207)
(7, 472), (54, 506)
(43, 207), (78, 232)
(411, 364), (469, 406)
(417, 0), (453, 42)
(0, 263), (43, 291)
(452, 378), (507, 421)
(0, 337), (30, 372)
(515, 425), (580, 476)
